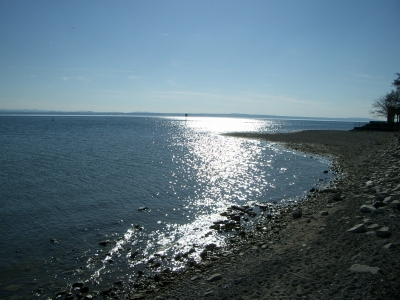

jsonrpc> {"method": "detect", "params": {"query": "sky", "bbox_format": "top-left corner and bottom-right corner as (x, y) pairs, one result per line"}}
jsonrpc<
(0, 0), (399, 118)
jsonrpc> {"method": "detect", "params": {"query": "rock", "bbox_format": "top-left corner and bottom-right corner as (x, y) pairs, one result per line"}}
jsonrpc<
(349, 264), (381, 275)
(383, 196), (393, 205)
(363, 218), (372, 225)
(205, 243), (217, 250)
(154, 274), (163, 282)
(101, 288), (112, 295)
(248, 211), (257, 217)
(292, 209), (302, 218)
(200, 250), (208, 259)
(392, 184), (400, 192)
(72, 281), (85, 288)
(371, 209), (385, 216)
(320, 211), (329, 216)
(320, 188), (340, 193)
(372, 201), (384, 208)
(130, 251), (139, 259)
(366, 180), (374, 187)
(388, 200), (400, 210)
(131, 293), (145, 300)
(138, 206), (149, 211)
(80, 286), (89, 293)
(376, 227), (392, 238)
(367, 224), (380, 230)
(383, 243), (397, 249)
(55, 291), (67, 297)
(347, 224), (366, 233)
(230, 215), (241, 221)
(359, 205), (376, 213)
(331, 192), (342, 201)
(65, 293), (74, 300)
(207, 273), (222, 282)
(99, 240), (111, 246)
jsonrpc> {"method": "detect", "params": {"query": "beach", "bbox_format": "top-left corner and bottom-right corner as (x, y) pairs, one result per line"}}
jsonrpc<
(115, 130), (400, 300)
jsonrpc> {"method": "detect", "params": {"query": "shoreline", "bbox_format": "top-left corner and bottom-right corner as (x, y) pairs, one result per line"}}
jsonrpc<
(59, 130), (400, 299)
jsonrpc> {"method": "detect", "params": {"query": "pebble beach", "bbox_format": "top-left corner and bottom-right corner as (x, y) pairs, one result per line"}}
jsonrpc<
(61, 130), (400, 300)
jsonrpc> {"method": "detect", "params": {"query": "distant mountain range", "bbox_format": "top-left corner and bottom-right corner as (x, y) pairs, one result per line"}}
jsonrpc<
(0, 109), (377, 122)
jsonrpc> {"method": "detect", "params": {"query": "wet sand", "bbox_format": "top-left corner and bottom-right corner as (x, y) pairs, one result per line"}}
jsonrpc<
(69, 130), (400, 299)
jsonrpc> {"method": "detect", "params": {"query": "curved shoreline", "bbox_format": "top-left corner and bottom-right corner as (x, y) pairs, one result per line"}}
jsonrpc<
(137, 130), (400, 300)
(58, 130), (400, 299)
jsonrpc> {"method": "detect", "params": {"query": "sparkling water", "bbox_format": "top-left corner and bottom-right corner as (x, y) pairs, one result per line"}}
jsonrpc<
(0, 116), (354, 298)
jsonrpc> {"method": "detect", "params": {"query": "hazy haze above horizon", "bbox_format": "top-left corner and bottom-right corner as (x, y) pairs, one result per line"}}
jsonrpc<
(1, 0), (399, 118)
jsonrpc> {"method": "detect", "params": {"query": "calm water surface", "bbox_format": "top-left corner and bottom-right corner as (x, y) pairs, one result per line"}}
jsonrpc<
(0, 116), (354, 298)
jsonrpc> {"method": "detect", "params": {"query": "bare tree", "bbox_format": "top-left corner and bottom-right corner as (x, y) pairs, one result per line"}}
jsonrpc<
(370, 90), (400, 122)
(393, 73), (400, 91)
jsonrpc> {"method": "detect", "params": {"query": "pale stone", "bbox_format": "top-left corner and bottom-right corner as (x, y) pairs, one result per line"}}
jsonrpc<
(347, 224), (366, 233)
(349, 264), (381, 275)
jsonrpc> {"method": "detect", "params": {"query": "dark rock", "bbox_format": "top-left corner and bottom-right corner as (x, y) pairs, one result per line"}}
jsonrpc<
(376, 227), (392, 238)
(101, 288), (112, 295)
(207, 273), (222, 282)
(359, 205), (376, 213)
(55, 291), (67, 297)
(154, 274), (163, 282)
(138, 206), (149, 211)
(320, 188), (339, 193)
(230, 215), (241, 221)
(200, 250), (208, 259)
(205, 243), (217, 250)
(72, 281), (85, 288)
(292, 209), (302, 218)
(373, 201), (384, 208)
(99, 240), (111, 246)
(248, 211), (257, 217)
(332, 192), (342, 201)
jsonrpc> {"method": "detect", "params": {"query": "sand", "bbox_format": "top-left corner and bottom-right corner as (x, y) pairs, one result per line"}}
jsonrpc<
(81, 131), (400, 299)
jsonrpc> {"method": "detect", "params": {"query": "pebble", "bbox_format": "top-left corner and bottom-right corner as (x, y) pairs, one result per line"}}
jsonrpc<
(376, 227), (392, 238)
(359, 205), (376, 213)
(207, 273), (222, 282)
(349, 264), (381, 275)
(292, 209), (302, 218)
(346, 224), (366, 233)
(383, 243), (397, 249)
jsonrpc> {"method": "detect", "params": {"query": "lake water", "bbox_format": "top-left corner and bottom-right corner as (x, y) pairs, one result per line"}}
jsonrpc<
(0, 116), (355, 298)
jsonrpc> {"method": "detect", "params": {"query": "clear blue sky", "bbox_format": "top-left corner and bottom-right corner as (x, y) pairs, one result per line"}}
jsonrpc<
(1, 0), (399, 118)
